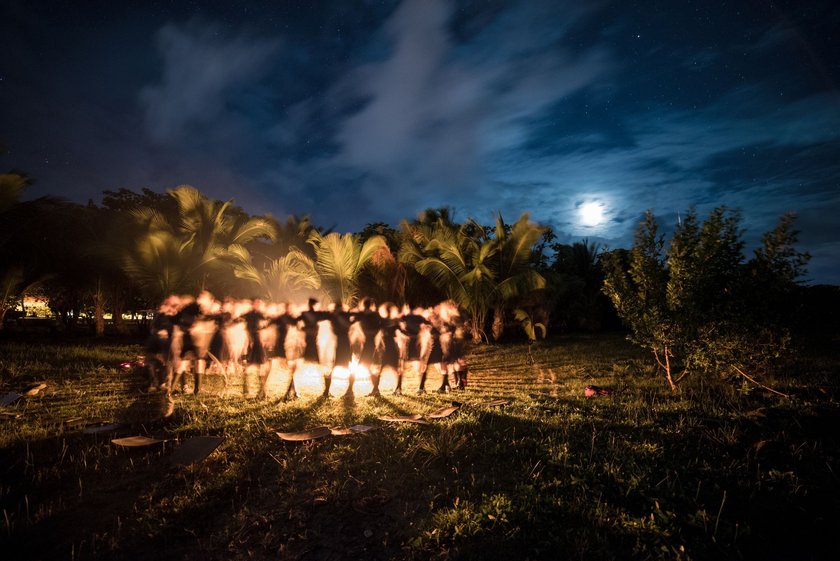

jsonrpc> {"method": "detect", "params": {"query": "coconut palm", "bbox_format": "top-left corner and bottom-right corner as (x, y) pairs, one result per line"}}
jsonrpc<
(169, 186), (276, 287)
(489, 213), (546, 340)
(123, 186), (277, 301)
(0, 171), (30, 326)
(307, 231), (387, 306)
(400, 212), (545, 343)
(228, 244), (320, 302)
(400, 216), (498, 342)
(363, 243), (408, 305)
(0, 171), (29, 214)
(122, 208), (194, 300)
(0, 172), (59, 329)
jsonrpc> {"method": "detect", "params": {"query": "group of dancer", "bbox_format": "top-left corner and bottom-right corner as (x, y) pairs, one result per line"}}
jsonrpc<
(144, 292), (469, 400)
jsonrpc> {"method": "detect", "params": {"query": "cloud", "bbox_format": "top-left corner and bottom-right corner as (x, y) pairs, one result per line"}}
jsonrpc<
(483, 82), (840, 281)
(140, 21), (280, 144)
(319, 0), (608, 215)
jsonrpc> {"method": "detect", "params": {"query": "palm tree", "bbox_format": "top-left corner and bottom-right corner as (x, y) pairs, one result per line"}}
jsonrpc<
(0, 171), (29, 214)
(363, 244), (408, 305)
(400, 216), (498, 342)
(400, 212), (545, 343)
(0, 171), (29, 326)
(307, 231), (387, 306)
(123, 186), (277, 301)
(228, 244), (321, 302)
(0, 170), (51, 329)
(169, 186), (276, 289)
(489, 213), (546, 340)
(122, 208), (194, 301)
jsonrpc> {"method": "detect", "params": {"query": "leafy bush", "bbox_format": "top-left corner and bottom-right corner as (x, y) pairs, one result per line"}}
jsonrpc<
(602, 207), (809, 392)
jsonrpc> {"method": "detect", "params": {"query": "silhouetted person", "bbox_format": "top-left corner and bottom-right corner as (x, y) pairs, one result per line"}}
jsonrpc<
(327, 301), (354, 396)
(267, 303), (298, 400)
(299, 298), (331, 395)
(145, 297), (176, 391)
(371, 303), (401, 397)
(172, 295), (204, 395)
(396, 305), (428, 395)
(207, 297), (233, 373)
(243, 298), (269, 399)
(416, 308), (443, 395)
(440, 301), (468, 390)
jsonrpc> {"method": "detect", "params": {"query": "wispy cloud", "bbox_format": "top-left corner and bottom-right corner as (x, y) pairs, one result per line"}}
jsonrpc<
(6, 0), (837, 281)
(140, 21), (280, 145)
(491, 84), (840, 254)
(278, 0), (611, 219)
(245, 0), (838, 283)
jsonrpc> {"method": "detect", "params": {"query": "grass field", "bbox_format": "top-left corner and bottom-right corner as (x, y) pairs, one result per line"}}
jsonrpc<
(1, 333), (838, 560)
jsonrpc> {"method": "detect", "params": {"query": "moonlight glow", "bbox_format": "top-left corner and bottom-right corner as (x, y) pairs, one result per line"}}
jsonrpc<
(579, 202), (605, 227)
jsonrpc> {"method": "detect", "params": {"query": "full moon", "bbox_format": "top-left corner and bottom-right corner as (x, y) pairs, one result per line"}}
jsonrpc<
(579, 202), (605, 227)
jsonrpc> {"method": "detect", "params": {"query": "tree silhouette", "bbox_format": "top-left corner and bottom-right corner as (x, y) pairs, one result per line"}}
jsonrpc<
(307, 231), (386, 306)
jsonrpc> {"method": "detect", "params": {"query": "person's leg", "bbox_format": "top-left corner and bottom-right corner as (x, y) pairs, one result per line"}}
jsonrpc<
(322, 364), (332, 397)
(193, 358), (205, 395)
(173, 356), (189, 393)
(417, 361), (428, 395)
(257, 361), (270, 399)
(393, 359), (405, 396)
(455, 362), (467, 390)
(344, 365), (355, 397)
(437, 361), (450, 393)
(283, 359), (299, 401)
(242, 364), (251, 398)
(368, 366), (381, 397)
(146, 355), (160, 391)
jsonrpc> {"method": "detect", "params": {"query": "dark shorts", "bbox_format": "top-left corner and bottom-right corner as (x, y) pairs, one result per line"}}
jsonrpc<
(247, 337), (267, 365)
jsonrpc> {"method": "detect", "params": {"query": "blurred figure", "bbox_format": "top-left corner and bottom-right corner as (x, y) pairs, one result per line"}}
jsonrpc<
(397, 305), (428, 395)
(416, 306), (443, 395)
(354, 298), (380, 394)
(372, 302), (401, 397)
(144, 296), (177, 392)
(437, 300), (466, 392)
(171, 295), (204, 395)
(298, 298), (331, 395)
(206, 296), (232, 378)
(327, 300), (354, 396)
(243, 298), (269, 399)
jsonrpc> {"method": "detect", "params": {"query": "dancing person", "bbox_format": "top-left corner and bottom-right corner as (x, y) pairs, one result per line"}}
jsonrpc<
(171, 295), (204, 395)
(327, 301), (354, 396)
(144, 296), (177, 392)
(273, 302), (302, 401)
(396, 305), (428, 395)
(206, 296), (232, 380)
(264, 302), (296, 400)
(439, 300), (468, 390)
(435, 300), (464, 393)
(371, 302), (401, 397)
(243, 298), (270, 399)
(416, 306), (443, 395)
(298, 298), (331, 396)
(225, 299), (250, 376)
(355, 297), (381, 373)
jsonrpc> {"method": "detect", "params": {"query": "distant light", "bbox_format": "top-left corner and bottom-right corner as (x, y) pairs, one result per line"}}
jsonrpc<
(579, 202), (605, 227)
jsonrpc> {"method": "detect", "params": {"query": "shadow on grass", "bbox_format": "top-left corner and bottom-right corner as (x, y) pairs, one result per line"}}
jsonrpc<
(2, 335), (839, 561)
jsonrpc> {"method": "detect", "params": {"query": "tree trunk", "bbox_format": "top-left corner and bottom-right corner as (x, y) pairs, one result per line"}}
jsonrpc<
(93, 278), (106, 337)
(653, 346), (679, 393)
(469, 311), (487, 344)
(491, 308), (505, 341)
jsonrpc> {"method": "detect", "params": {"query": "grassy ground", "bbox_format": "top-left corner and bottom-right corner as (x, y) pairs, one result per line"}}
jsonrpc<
(0, 333), (838, 561)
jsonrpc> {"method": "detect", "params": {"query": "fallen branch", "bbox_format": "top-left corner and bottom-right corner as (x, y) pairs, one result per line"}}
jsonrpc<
(733, 365), (789, 398)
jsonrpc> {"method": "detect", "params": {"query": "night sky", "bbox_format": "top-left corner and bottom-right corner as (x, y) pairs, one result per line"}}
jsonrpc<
(2, 1), (839, 282)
